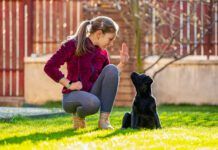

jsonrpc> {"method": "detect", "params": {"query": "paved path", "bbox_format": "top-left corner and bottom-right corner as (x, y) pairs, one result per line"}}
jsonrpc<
(0, 107), (65, 119)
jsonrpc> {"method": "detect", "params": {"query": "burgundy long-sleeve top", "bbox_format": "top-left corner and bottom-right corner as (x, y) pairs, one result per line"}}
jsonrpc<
(44, 38), (110, 94)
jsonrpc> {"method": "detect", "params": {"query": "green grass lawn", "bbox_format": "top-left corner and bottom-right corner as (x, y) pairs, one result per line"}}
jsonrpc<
(0, 104), (217, 150)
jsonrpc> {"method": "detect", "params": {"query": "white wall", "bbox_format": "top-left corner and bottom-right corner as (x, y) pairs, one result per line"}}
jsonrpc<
(24, 55), (218, 105)
(144, 56), (218, 105)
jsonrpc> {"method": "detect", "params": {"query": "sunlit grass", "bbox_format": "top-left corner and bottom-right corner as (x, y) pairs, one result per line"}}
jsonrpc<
(0, 105), (217, 149)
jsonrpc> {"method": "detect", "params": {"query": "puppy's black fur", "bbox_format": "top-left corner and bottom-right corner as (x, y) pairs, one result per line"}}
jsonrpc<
(121, 72), (161, 129)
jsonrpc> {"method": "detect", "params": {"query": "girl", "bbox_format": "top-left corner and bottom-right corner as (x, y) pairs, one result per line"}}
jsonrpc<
(44, 16), (129, 129)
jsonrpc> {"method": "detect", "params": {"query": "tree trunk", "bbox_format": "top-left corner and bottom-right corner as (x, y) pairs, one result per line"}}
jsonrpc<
(130, 0), (143, 73)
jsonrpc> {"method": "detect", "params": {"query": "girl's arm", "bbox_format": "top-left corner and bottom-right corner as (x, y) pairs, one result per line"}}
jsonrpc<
(44, 40), (74, 83)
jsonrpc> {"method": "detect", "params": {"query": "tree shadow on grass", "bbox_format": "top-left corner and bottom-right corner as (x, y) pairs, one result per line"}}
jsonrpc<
(0, 128), (98, 145)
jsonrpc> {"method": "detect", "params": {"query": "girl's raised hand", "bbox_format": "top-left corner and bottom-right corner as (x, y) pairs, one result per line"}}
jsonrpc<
(120, 43), (129, 64)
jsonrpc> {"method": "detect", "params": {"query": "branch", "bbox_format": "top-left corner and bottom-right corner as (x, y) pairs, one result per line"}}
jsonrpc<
(144, 1), (205, 31)
(152, 20), (216, 79)
(144, 1), (201, 72)
(120, 10), (132, 28)
(144, 28), (180, 71)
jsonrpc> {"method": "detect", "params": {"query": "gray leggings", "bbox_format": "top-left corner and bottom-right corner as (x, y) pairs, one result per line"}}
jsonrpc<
(62, 64), (119, 118)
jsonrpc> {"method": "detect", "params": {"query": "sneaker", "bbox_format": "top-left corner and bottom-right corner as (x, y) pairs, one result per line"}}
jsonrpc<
(73, 115), (86, 129)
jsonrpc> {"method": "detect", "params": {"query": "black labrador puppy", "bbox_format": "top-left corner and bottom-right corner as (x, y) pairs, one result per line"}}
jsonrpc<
(121, 72), (161, 129)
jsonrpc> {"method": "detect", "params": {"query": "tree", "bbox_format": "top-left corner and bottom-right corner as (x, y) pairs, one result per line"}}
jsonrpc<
(116, 0), (216, 77)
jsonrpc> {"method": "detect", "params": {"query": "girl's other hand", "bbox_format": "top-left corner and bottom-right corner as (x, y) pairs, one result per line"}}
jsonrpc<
(70, 81), (83, 90)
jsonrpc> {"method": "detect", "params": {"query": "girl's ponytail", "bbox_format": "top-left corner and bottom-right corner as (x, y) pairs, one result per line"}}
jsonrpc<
(74, 20), (90, 56)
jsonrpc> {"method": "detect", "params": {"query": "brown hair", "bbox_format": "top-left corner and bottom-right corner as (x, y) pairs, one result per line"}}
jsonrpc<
(72, 16), (119, 56)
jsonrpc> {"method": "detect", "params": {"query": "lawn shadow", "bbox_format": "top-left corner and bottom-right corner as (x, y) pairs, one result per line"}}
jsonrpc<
(95, 128), (142, 139)
(0, 128), (98, 145)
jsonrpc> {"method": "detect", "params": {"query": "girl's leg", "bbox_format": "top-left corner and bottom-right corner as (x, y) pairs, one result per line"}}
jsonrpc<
(90, 64), (119, 129)
(90, 64), (119, 112)
(62, 91), (100, 129)
(62, 91), (100, 118)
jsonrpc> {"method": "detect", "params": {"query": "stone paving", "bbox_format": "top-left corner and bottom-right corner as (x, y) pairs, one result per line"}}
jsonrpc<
(0, 107), (65, 119)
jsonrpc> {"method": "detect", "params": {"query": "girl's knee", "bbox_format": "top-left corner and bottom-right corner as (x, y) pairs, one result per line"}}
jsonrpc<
(104, 64), (119, 77)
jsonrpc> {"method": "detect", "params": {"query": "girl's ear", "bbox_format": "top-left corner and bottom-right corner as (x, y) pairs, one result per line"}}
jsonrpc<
(95, 30), (103, 39)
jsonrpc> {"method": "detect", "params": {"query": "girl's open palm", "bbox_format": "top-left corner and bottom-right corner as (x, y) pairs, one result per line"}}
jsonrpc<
(120, 43), (129, 64)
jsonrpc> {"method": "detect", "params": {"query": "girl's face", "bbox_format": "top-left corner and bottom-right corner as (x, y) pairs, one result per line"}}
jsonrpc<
(97, 32), (116, 49)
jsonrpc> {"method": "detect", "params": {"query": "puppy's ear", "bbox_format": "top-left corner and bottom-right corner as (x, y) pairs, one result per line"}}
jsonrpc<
(147, 76), (153, 84)
(131, 72), (139, 75)
(130, 72), (139, 79)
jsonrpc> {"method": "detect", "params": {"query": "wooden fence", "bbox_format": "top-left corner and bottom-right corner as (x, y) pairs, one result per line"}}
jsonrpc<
(0, 0), (25, 98)
(0, 0), (82, 98)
